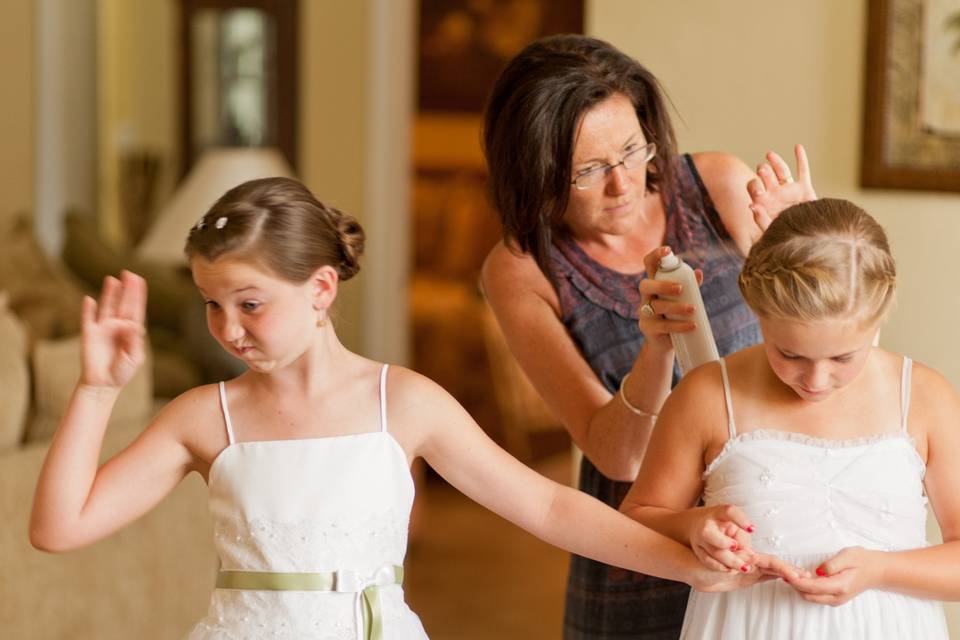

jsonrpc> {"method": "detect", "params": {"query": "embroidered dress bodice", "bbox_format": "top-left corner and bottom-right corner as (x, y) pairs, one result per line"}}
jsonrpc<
(187, 365), (428, 640)
(680, 357), (948, 639)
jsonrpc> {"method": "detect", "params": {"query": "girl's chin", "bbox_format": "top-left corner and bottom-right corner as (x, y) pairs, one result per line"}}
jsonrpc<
(794, 386), (833, 401)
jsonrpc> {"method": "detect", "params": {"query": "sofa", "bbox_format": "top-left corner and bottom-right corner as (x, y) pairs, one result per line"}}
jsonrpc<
(0, 213), (221, 638)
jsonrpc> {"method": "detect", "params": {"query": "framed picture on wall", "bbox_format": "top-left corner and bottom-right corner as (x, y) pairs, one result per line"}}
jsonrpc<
(418, 0), (583, 112)
(861, 0), (960, 191)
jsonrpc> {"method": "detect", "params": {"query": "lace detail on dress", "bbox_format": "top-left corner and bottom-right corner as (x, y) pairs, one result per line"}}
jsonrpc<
(187, 587), (411, 640)
(702, 429), (924, 479)
(214, 512), (409, 572)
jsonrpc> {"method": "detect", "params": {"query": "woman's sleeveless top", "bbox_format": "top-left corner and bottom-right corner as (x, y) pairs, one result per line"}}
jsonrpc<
(551, 154), (761, 639)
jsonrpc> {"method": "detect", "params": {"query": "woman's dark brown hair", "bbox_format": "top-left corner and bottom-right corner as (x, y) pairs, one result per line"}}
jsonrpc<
(482, 34), (677, 276)
(184, 177), (365, 282)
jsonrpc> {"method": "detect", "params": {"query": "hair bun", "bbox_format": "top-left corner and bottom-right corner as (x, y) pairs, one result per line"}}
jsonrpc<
(332, 209), (365, 281)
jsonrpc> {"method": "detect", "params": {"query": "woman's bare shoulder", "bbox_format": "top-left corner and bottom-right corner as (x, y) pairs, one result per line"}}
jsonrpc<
(481, 239), (557, 310)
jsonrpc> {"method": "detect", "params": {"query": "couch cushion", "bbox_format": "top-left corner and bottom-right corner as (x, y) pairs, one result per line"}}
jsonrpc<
(25, 335), (154, 442)
(0, 293), (29, 451)
(0, 213), (88, 343)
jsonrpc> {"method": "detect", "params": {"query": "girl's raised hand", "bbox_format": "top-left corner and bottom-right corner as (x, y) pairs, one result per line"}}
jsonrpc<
(688, 503), (757, 572)
(80, 271), (147, 390)
(746, 144), (817, 231)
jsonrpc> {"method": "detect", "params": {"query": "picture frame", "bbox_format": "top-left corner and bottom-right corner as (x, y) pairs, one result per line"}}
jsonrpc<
(417, 0), (583, 112)
(861, 0), (960, 191)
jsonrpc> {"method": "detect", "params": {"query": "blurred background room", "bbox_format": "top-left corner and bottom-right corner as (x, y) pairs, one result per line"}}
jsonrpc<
(1, 0), (958, 638)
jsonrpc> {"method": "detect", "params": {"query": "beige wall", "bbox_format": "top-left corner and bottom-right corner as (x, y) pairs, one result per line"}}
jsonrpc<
(299, 0), (413, 360)
(589, 1), (960, 632)
(97, 0), (178, 248)
(587, 0), (960, 380)
(0, 0), (35, 223)
(299, 1), (370, 351)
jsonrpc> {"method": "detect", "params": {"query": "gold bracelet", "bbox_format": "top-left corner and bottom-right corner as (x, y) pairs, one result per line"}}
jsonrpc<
(618, 372), (658, 419)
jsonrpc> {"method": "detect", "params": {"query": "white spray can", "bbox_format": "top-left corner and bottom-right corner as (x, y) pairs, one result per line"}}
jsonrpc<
(653, 249), (719, 375)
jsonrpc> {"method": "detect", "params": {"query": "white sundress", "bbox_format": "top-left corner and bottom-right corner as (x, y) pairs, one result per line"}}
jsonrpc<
(681, 357), (948, 639)
(187, 364), (429, 640)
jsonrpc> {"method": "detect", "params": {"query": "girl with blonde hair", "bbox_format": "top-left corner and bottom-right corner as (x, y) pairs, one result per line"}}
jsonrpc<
(622, 198), (958, 638)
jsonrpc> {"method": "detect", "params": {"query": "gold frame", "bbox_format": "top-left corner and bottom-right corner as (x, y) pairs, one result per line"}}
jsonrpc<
(861, 0), (960, 191)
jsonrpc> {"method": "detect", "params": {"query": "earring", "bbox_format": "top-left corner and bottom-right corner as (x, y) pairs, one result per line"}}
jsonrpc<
(316, 309), (327, 327)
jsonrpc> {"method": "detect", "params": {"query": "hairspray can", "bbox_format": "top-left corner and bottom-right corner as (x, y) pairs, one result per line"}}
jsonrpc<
(653, 249), (719, 375)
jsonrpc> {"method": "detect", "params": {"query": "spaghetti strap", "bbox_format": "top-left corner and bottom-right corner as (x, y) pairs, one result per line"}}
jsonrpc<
(718, 359), (737, 439)
(379, 364), (390, 433)
(218, 382), (236, 445)
(900, 356), (913, 434)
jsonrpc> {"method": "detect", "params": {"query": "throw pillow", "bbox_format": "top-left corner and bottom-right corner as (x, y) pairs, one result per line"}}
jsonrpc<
(62, 210), (196, 334)
(25, 334), (154, 442)
(0, 213), (87, 343)
(0, 292), (29, 450)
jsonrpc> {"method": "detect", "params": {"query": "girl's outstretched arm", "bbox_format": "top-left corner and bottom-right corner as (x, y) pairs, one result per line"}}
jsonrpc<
(30, 272), (197, 552)
(388, 366), (793, 591)
(787, 363), (960, 603)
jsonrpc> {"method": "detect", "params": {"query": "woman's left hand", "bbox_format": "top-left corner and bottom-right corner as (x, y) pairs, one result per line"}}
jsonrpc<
(784, 546), (880, 606)
(747, 143), (817, 231)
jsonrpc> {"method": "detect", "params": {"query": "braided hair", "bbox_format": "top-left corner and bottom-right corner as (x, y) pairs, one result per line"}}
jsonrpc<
(738, 198), (896, 328)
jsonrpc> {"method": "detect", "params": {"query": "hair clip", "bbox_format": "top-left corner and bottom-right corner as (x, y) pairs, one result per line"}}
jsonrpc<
(194, 218), (206, 230)
(215, 217), (228, 229)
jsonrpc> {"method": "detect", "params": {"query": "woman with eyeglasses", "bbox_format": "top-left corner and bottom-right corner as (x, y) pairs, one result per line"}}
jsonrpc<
(480, 34), (816, 639)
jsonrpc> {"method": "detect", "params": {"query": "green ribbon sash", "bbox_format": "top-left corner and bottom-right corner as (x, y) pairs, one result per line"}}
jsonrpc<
(216, 565), (403, 640)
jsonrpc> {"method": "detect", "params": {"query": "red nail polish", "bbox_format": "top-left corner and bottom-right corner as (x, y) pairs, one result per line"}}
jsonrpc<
(815, 567), (826, 577)
(739, 564), (750, 573)
(745, 524), (755, 533)
(730, 543), (739, 551)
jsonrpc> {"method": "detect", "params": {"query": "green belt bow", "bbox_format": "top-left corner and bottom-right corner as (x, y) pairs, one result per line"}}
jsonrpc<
(217, 564), (404, 640)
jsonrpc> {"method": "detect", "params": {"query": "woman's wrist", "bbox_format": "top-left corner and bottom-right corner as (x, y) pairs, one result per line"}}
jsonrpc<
(618, 373), (659, 419)
(639, 338), (676, 366)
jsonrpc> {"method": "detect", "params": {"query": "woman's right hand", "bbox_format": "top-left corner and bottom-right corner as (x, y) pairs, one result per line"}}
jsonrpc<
(687, 503), (757, 572)
(638, 246), (700, 353)
(80, 270), (147, 390)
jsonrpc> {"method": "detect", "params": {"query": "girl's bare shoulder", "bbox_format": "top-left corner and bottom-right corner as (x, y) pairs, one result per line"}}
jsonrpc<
(148, 383), (230, 466)
(906, 357), (960, 416)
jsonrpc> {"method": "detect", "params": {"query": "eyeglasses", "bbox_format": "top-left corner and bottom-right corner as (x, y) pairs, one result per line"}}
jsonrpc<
(570, 142), (657, 190)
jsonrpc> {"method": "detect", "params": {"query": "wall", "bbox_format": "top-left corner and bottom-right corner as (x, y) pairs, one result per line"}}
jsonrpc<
(36, 0), (98, 256)
(0, 0), (35, 224)
(588, 1), (960, 633)
(97, 0), (178, 249)
(299, 0), (413, 361)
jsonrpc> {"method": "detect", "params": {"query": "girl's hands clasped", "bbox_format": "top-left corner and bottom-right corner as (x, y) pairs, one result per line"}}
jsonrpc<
(80, 270), (148, 390)
(693, 551), (805, 593)
(784, 546), (878, 606)
(687, 503), (758, 573)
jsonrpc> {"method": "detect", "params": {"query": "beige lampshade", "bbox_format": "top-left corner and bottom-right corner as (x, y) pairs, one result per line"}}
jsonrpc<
(136, 147), (294, 265)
